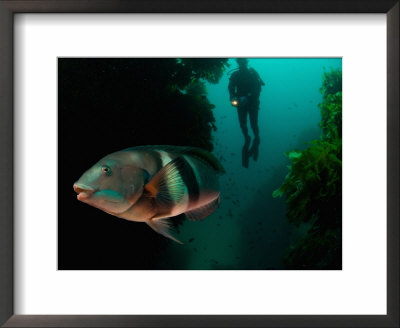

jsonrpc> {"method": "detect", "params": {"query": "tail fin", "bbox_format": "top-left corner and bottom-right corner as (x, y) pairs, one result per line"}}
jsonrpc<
(146, 218), (183, 244)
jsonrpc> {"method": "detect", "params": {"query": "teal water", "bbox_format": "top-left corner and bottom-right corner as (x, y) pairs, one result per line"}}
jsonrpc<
(164, 58), (342, 269)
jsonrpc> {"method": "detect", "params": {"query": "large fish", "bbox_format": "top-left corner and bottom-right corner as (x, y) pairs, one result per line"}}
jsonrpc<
(73, 145), (225, 243)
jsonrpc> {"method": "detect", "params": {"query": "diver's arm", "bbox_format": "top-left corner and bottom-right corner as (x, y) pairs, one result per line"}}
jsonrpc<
(228, 76), (237, 100)
(252, 68), (265, 86)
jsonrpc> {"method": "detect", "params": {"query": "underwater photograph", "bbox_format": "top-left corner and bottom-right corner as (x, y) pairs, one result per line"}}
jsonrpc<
(58, 57), (342, 270)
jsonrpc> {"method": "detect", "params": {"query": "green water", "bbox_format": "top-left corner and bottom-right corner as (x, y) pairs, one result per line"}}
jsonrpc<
(164, 58), (342, 269)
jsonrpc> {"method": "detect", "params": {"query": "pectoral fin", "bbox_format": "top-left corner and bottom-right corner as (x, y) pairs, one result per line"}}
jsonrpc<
(144, 157), (187, 210)
(146, 218), (183, 244)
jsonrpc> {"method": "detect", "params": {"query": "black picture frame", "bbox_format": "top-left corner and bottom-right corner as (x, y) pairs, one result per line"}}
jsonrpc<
(0, 1), (398, 327)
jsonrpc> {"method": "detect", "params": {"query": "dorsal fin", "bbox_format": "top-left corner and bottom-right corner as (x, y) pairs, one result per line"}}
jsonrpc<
(125, 145), (225, 174)
(178, 147), (225, 174)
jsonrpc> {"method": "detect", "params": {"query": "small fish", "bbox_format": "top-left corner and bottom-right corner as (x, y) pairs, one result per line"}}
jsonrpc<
(73, 145), (225, 243)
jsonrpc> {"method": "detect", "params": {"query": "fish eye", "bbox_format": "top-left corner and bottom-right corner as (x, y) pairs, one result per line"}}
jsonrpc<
(101, 165), (112, 176)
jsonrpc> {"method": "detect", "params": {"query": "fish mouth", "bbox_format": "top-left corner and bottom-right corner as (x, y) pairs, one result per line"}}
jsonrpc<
(73, 183), (95, 200)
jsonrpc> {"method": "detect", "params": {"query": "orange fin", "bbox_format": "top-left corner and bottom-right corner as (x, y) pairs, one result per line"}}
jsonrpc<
(144, 157), (187, 209)
(146, 218), (183, 244)
(185, 197), (220, 221)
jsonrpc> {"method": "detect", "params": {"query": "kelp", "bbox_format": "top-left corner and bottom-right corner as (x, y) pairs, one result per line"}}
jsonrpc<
(319, 91), (342, 140)
(273, 138), (342, 228)
(178, 58), (230, 84)
(185, 79), (208, 96)
(284, 227), (342, 270)
(273, 68), (342, 269)
(320, 67), (342, 99)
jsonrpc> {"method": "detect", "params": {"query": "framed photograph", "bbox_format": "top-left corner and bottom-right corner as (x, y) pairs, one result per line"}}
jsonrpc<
(0, 1), (398, 327)
(58, 57), (343, 271)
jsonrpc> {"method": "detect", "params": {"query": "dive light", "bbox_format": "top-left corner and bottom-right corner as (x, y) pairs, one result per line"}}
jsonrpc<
(231, 96), (248, 107)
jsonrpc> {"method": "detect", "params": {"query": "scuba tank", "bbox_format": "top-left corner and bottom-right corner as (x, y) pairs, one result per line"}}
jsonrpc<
(227, 67), (240, 75)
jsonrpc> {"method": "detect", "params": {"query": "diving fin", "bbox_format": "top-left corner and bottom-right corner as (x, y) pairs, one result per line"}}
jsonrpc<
(249, 136), (260, 161)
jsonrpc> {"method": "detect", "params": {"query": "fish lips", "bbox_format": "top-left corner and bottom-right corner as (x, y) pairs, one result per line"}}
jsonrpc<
(73, 183), (96, 201)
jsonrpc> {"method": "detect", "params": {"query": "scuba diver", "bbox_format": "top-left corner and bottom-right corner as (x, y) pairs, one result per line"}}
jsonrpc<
(228, 58), (265, 168)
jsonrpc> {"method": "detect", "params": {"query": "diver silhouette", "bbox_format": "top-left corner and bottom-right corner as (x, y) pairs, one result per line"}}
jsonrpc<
(228, 58), (265, 168)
